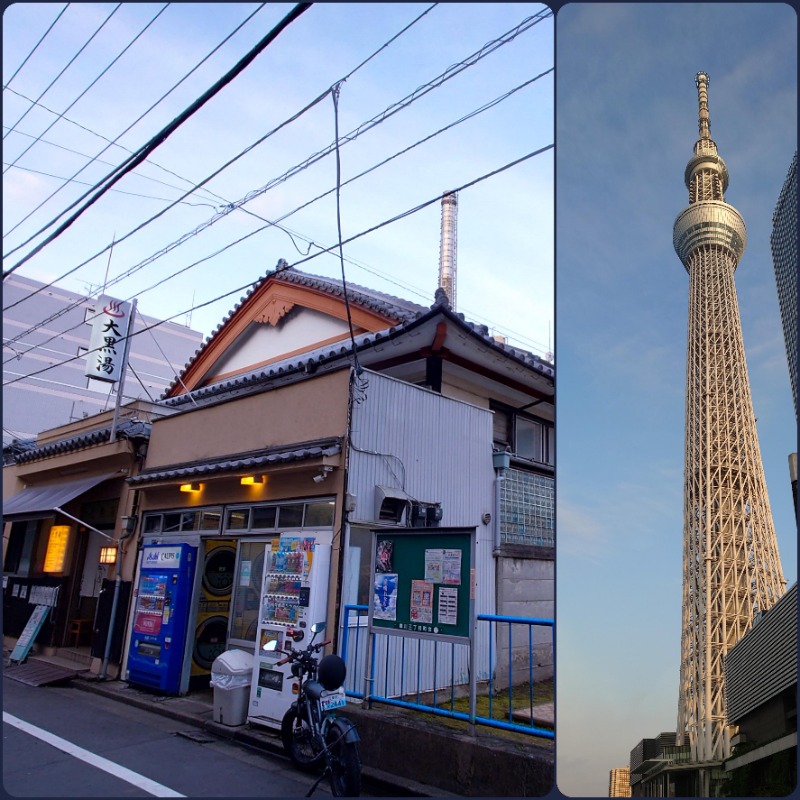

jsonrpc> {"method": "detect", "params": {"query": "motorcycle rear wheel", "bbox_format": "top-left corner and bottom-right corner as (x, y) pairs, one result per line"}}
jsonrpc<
(281, 707), (321, 768)
(325, 723), (361, 797)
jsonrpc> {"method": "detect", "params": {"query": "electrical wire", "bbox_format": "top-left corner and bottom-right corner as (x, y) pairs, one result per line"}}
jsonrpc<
(4, 9), (551, 361)
(4, 66), (553, 358)
(3, 4), (169, 177)
(3, 2), (269, 243)
(2, 161), (219, 208)
(126, 363), (156, 402)
(330, 82), (363, 378)
(4, 67), (551, 360)
(4, 7), (546, 294)
(2, 2), (449, 324)
(3, 3), (122, 142)
(2, 2), (313, 278)
(3, 85), (231, 209)
(3, 144), (552, 388)
(2, 3), (70, 90)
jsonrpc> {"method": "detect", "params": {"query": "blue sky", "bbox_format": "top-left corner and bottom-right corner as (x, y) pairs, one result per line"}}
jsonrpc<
(3, 2), (553, 357)
(556, 3), (797, 796)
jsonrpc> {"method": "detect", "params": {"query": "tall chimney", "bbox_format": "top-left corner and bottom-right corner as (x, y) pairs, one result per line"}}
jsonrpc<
(438, 192), (458, 309)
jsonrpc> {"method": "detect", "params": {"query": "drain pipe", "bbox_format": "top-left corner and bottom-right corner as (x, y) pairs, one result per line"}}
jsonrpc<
(100, 513), (138, 680)
(492, 451), (511, 556)
(100, 574), (122, 680)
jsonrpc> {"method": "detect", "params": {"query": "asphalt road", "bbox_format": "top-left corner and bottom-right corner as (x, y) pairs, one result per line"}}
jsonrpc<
(3, 675), (374, 797)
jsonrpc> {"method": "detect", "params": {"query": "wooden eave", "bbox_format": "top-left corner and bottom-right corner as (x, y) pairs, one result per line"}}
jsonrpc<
(168, 278), (402, 397)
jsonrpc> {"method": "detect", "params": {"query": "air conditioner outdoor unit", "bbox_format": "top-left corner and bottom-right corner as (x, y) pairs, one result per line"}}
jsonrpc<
(374, 485), (410, 525)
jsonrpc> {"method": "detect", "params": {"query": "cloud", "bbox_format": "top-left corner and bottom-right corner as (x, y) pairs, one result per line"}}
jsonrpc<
(556, 500), (608, 560)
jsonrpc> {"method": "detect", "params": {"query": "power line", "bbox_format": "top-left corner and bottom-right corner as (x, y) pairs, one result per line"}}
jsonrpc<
(3, 66), (552, 357)
(3, 3), (122, 142)
(2, 3), (70, 89)
(1, 0), (430, 241)
(3, 4), (169, 177)
(2, 85), (225, 208)
(2, 2), (445, 319)
(4, 7), (550, 364)
(2, 2), (313, 279)
(2, 144), (552, 388)
(3, 160), (220, 209)
(3, 66), (549, 350)
(3, 2), (269, 243)
(4, 7), (548, 319)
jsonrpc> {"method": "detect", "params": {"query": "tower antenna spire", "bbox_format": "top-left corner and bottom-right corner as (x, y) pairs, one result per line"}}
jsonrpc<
(673, 72), (785, 784)
(695, 71), (711, 141)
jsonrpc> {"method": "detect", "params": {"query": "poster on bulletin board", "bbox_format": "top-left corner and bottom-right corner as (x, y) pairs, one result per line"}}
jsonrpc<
(368, 527), (476, 643)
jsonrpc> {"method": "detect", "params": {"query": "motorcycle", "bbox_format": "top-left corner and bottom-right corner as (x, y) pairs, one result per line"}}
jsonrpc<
(266, 622), (361, 797)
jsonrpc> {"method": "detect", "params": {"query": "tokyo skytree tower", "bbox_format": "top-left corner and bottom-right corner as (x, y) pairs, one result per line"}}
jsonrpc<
(672, 73), (786, 764)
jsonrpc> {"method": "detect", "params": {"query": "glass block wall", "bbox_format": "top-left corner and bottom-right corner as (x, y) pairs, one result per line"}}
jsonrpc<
(500, 468), (554, 547)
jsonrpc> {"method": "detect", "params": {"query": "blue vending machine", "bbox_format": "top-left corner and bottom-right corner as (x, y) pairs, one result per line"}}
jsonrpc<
(126, 543), (197, 693)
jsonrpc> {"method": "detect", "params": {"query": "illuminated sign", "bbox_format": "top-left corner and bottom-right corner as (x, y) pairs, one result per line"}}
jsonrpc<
(142, 546), (183, 569)
(43, 526), (72, 573)
(84, 295), (132, 383)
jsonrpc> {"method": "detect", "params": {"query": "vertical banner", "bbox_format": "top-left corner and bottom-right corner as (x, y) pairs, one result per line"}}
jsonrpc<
(84, 295), (132, 383)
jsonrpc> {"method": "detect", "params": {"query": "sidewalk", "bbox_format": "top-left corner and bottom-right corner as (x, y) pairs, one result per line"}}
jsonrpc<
(9, 649), (448, 797)
(10, 649), (553, 796)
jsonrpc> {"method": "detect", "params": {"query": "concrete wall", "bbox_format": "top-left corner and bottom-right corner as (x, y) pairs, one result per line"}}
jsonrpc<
(347, 702), (554, 796)
(495, 546), (554, 684)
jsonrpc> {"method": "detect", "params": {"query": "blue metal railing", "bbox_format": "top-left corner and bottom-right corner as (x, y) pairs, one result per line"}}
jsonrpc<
(340, 605), (554, 739)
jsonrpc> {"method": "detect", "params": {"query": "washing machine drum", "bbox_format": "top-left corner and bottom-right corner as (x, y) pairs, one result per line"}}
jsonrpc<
(317, 654), (347, 691)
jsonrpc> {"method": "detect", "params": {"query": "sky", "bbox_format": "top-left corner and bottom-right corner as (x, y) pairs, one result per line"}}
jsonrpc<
(555, 3), (797, 797)
(3, 4), (797, 798)
(2, 2), (554, 363)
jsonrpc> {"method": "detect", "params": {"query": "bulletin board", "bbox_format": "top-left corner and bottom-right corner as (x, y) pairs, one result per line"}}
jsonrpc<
(368, 527), (475, 643)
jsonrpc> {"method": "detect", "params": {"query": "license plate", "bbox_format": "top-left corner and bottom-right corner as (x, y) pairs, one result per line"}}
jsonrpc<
(320, 688), (347, 711)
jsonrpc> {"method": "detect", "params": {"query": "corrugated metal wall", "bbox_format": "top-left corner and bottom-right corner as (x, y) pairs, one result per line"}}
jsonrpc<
(344, 370), (497, 692)
(725, 582), (797, 723)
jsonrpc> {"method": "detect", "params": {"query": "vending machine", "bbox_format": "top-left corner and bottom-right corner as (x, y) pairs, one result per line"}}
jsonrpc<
(126, 543), (197, 694)
(248, 531), (332, 729)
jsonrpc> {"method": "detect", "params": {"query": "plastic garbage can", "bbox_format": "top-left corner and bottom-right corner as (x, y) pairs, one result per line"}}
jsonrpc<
(210, 649), (254, 726)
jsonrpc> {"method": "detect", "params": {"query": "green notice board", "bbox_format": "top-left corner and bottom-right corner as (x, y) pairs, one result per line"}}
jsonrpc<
(369, 527), (475, 641)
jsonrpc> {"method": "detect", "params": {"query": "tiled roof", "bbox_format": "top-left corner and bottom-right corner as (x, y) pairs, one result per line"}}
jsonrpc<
(10, 420), (152, 465)
(128, 438), (342, 486)
(161, 276), (555, 406)
(164, 265), (428, 398)
(274, 265), (427, 320)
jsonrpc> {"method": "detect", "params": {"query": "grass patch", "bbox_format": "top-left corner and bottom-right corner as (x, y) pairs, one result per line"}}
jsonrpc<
(378, 679), (554, 748)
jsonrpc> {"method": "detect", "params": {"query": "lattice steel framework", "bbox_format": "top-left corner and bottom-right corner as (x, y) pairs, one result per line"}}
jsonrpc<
(672, 73), (786, 765)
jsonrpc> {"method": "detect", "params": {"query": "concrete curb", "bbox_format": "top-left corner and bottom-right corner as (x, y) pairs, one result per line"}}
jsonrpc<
(72, 677), (452, 796)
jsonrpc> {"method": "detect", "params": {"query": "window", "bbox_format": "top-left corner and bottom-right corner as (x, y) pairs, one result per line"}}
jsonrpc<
(3, 520), (38, 575)
(144, 501), (335, 537)
(516, 417), (543, 461)
(277, 504), (304, 528)
(305, 501), (335, 528)
(142, 507), (223, 534)
(228, 539), (269, 647)
(345, 526), (373, 608)
(225, 508), (250, 529)
(491, 401), (553, 466)
(251, 506), (277, 529)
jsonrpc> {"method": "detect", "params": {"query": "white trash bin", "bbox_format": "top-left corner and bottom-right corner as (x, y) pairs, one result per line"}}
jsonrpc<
(210, 649), (254, 726)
